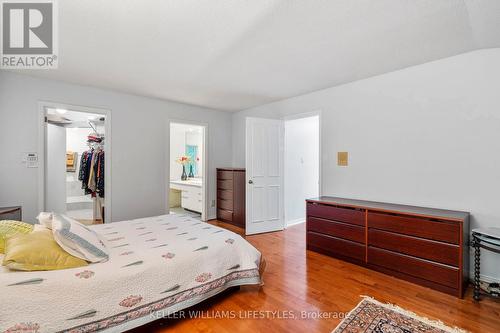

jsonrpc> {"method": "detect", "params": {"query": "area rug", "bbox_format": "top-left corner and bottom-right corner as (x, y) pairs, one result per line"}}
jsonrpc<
(332, 297), (468, 333)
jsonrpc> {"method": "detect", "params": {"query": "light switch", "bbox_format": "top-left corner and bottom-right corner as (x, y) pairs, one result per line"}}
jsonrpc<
(337, 152), (348, 166)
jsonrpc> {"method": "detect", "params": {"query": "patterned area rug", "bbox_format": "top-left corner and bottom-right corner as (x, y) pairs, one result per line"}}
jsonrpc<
(333, 297), (468, 333)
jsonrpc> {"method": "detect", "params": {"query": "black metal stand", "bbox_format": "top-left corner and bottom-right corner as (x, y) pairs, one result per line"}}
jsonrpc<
(472, 231), (500, 301)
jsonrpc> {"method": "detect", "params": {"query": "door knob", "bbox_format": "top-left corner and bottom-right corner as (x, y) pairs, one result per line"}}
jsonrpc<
(248, 180), (253, 184)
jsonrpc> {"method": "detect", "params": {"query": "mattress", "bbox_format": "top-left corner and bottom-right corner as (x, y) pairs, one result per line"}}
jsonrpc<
(0, 214), (262, 333)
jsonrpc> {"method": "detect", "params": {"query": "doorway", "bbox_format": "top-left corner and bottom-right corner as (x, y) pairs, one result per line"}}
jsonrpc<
(168, 122), (207, 221)
(284, 114), (320, 226)
(40, 102), (111, 224)
(245, 112), (320, 234)
(245, 117), (285, 235)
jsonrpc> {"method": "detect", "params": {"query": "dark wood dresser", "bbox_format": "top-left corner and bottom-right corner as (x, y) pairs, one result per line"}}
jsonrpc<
(306, 197), (469, 298)
(217, 168), (245, 228)
(0, 206), (22, 221)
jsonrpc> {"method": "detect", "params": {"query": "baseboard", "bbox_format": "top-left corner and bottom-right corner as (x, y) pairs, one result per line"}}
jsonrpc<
(286, 218), (305, 227)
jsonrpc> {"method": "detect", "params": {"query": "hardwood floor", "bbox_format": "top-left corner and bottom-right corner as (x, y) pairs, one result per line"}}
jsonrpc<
(134, 221), (500, 333)
(76, 218), (102, 225)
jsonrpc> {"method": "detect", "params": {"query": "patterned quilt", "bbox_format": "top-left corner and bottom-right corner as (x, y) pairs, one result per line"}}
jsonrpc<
(0, 214), (262, 333)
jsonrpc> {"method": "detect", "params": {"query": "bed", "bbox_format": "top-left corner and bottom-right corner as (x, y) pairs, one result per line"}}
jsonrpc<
(1, 214), (263, 333)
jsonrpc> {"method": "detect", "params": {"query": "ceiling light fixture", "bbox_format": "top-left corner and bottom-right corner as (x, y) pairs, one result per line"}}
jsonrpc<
(55, 108), (67, 114)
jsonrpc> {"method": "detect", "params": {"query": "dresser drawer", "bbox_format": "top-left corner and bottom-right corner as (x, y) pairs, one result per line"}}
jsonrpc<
(307, 232), (365, 261)
(181, 195), (201, 213)
(368, 247), (459, 288)
(368, 212), (459, 244)
(217, 170), (234, 180)
(369, 229), (459, 267)
(217, 209), (233, 222)
(217, 180), (233, 190)
(218, 199), (233, 211)
(307, 203), (365, 226)
(218, 189), (233, 200)
(308, 217), (365, 243)
(185, 186), (201, 197)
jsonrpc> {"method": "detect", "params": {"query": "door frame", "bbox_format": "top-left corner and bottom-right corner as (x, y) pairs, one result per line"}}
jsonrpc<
(38, 101), (112, 223)
(282, 110), (322, 227)
(166, 119), (209, 221)
(245, 117), (285, 235)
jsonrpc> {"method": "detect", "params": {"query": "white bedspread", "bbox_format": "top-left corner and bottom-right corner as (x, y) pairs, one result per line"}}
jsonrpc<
(0, 214), (262, 333)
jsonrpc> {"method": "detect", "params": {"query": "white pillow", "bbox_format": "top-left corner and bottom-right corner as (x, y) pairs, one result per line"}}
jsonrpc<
(52, 214), (109, 263)
(33, 224), (49, 232)
(36, 212), (54, 229)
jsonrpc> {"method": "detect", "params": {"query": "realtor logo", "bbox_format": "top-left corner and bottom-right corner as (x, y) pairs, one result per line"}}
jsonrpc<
(1, 0), (58, 68)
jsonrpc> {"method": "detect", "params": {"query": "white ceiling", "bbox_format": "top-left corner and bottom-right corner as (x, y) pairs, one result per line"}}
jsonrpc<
(45, 108), (105, 128)
(14, 0), (500, 111)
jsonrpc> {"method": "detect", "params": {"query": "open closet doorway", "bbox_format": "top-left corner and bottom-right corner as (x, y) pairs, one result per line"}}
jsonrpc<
(168, 122), (207, 221)
(245, 113), (320, 234)
(40, 102), (111, 225)
(284, 113), (320, 227)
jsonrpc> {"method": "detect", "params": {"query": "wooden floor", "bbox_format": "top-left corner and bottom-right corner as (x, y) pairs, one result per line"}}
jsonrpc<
(134, 221), (500, 333)
(76, 219), (102, 225)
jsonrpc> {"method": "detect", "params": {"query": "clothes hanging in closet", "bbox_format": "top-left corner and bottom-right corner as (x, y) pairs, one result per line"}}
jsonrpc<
(78, 149), (105, 198)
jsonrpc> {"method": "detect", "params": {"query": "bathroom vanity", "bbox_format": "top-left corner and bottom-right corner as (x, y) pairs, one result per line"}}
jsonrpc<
(170, 179), (202, 213)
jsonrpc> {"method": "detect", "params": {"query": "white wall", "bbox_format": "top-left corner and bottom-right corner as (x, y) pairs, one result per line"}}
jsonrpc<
(0, 72), (232, 222)
(232, 49), (500, 280)
(186, 129), (203, 177)
(169, 123), (186, 181)
(284, 116), (319, 225)
(66, 127), (93, 155)
(169, 123), (203, 180)
(46, 124), (67, 213)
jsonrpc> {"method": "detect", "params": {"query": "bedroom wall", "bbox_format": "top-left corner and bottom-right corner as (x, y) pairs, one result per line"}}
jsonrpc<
(0, 72), (232, 223)
(169, 123), (187, 181)
(66, 127), (94, 156)
(284, 116), (319, 225)
(232, 48), (500, 281)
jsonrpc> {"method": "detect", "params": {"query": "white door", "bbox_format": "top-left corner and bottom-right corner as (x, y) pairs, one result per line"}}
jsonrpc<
(46, 123), (67, 213)
(245, 117), (284, 235)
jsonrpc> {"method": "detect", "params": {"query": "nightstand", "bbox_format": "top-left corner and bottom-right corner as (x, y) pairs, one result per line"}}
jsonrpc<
(0, 206), (22, 221)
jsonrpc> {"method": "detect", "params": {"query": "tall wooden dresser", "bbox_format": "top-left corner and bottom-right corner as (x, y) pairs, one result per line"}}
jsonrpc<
(306, 197), (470, 298)
(217, 168), (246, 228)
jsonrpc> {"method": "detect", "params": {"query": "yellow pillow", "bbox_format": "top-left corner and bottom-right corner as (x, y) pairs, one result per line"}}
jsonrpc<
(2, 228), (88, 271)
(0, 220), (34, 254)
